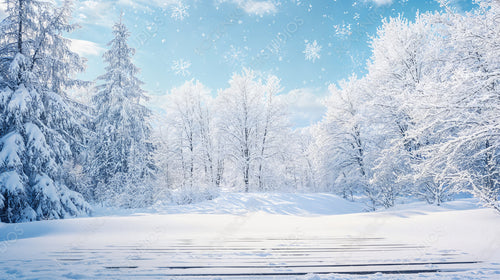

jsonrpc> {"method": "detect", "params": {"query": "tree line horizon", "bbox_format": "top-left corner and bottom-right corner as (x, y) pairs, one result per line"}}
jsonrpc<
(0, 0), (498, 223)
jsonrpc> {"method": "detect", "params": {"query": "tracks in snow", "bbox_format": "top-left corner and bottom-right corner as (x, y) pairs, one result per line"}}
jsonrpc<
(49, 236), (480, 279)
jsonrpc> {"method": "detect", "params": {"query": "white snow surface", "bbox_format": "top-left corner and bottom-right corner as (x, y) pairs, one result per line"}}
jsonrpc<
(1, 192), (500, 279)
(93, 192), (365, 216)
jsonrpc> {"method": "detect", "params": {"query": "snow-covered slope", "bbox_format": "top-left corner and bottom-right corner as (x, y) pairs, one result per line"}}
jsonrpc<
(1, 193), (500, 279)
(158, 192), (366, 215)
(90, 192), (366, 217)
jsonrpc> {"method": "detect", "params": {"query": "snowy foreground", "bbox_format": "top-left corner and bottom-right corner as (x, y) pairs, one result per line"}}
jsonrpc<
(1, 193), (500, 279)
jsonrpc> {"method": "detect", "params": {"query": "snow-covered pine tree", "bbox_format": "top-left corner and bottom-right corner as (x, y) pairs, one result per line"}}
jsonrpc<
(87, 17), (156, 208)
(0, 0), (91, 222)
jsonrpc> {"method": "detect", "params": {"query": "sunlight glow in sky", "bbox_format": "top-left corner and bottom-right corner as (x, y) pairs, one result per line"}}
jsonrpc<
(6, 0), (475, 127)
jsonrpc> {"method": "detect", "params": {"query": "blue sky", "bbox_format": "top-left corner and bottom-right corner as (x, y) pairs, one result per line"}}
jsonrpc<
(1, 0), (476, 127)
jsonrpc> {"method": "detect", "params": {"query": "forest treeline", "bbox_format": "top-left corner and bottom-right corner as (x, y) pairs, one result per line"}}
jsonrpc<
(0, 0), (498, 222)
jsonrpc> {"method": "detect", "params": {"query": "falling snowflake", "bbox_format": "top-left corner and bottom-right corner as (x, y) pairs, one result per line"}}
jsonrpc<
(303, 40), (322, 63)
(333, 23), (352, 39)
(224, 45), (247, 68)
(171, 59), (191, 76)
(171, 2), (189, 21)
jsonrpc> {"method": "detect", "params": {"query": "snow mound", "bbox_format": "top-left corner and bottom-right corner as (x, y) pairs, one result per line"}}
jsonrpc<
(154, 192), (365, 216)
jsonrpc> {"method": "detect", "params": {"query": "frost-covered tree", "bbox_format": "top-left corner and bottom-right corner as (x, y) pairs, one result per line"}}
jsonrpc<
(0, 0), (91, 222)
(289, 128), (319, 191)
(332, 1), (499, 211)
(216, 69), (290, 192)
(87, 18), (156, 208)
(161, 80), (222, 192)
(254, 75), (290, 191)
(409, 1), (500, 209)
(216, 70), (262, 192)
(315, 75), (374, 204)
(441, 1), (499, 210)
(365, 14), (438, 207)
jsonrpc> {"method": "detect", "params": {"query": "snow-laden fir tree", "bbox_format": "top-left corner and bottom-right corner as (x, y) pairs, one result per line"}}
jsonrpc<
(0, 0), (91, 222)
(87, 17), (156, 208)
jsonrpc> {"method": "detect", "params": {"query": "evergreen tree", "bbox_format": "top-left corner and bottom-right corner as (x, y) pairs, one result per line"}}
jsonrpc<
(0, 0), (91, 222)
(87, 17), (156, 208)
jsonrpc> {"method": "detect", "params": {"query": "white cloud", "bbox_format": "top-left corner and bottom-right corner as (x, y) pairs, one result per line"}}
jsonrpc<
(69, 38), (105, 57)
(75, 0), (180, 27)
(75, 1), (116, 27)
(277, 88), (328, 127)
(367, 0), (394, 6)
(218, 0), (279, 16)
(119, 0), (180, 9)
(242, 1), (278, 16)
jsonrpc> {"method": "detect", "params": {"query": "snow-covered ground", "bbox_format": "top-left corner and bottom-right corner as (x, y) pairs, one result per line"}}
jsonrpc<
(1, 193), (500, 279)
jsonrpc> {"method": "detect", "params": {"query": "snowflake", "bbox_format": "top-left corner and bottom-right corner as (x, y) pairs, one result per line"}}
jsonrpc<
(303, 40), (322, 63)
(171, 59), (191, 76)
(224, 45), (247, 68)
(333, 23), (352, 39)
(171, 2), (189, 21)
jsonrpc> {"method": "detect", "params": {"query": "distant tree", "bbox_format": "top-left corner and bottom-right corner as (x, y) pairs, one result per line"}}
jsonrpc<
(161, 80), (222, 190)
(255, 75), (290, 191)
(0, 0), (91, 222)
(315, 76), (372, 203)
(216, 70), (262, 192)
(289, 128), (319, 192)
(216, 69), (290, 192)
